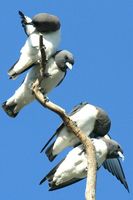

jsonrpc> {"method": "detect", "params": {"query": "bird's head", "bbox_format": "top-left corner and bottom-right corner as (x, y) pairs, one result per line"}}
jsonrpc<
(104, 138), (124, 160)
(55, 50), (74, 71)
(31, 13), (60, 33)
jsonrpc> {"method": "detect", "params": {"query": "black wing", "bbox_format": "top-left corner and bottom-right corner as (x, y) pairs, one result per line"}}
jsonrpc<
(69, 102), (88, 116)
(39, 159), (64, 185)
(56, 71), (66, 87)
(18, 11), (34, 36)
(103, 158), (129, 192)
(40, 123), (64, 153)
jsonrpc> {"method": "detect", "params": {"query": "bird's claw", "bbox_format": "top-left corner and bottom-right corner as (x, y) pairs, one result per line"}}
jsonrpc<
(43, 73), (51, 78)
(73, 121), (78, 127)
(44, 96), (49, 102)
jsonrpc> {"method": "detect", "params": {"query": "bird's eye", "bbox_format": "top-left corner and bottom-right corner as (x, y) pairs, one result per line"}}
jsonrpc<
(65, 56), (68, 60)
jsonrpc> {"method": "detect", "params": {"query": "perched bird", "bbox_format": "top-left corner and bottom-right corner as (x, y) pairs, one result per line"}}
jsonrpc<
(8, 11), (61, 79)
(39, 137), (125, 191)
(41, 102), (111, 161)
(41, 102), (129, 191)
(2, 50), (74, 117)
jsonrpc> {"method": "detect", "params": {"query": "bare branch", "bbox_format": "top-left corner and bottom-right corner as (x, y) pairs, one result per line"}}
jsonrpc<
(32, 81), (97, 200)
(32, 35), (97, 200)
(39, 34), (47, 78)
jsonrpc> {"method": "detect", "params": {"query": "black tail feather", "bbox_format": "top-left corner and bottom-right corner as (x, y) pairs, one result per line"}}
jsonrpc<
(18, 10), (25, 19)
(45, 142), (57, 161)
(40, 157), (84, 191)
(2, 102), (18, 118)
(48, 178), (84, 191)
(39, 159), (64, 185)
(40, 132), (57, 153)
(39, 176), (47, 185)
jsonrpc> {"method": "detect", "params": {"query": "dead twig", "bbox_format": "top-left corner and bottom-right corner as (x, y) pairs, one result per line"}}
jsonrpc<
(39, 34), (47, 78)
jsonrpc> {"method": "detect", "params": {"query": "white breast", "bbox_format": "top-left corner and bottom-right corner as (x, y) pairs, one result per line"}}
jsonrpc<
(40, 59), (65, 94)
(92, 139), (108, 167)
(20, 30), (61, 59)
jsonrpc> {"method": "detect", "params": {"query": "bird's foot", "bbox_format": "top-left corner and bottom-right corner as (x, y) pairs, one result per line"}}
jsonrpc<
(43, 73), (52, 78)
(73, 121), (78, 127)
(44, 96), (49, 102)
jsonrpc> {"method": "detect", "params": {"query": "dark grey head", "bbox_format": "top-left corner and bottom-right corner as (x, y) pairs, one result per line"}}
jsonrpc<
(103, 138), (124, 160)
(32, 13), (60, 33)
(93, 107), (111, 137)
(55, 50), (74, 72)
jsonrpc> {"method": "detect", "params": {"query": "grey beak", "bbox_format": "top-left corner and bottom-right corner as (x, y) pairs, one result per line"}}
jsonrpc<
(26, 22), (33, 25)
(118, 151), (125, 161)
(66, 62), (73, 70)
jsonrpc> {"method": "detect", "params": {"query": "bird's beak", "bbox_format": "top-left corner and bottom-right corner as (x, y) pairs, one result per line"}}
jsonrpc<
(26, 22), (33, 25)
(66, 62), (73, 70)
(118, 151), (125, 161)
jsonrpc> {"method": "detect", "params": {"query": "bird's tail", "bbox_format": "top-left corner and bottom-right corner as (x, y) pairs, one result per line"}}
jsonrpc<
(40, 132), (57, 153)
(45, 142), (57, 162)
(39, 159), (64, 187)
(8, 60), (19, 80)
(39, 158), (81, 191)
(8, 58), (34, 80)
(2, 101), (19, 118)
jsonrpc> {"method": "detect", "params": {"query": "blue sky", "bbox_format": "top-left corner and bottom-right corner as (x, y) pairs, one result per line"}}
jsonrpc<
(0, 0), (132, 199)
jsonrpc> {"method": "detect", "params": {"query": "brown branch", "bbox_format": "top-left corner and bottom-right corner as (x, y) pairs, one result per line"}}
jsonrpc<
(39, 34), (47, 78)
(32, 81), (97, 200)
(32, 35), (97, 200)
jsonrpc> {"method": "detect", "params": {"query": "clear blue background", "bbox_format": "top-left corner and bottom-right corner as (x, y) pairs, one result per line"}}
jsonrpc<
(0, 1), (132, 199)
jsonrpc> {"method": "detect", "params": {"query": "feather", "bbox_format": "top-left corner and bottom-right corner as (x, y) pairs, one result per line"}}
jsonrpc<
(103, 158), (129, 192)
(2, 102), (18, 118)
